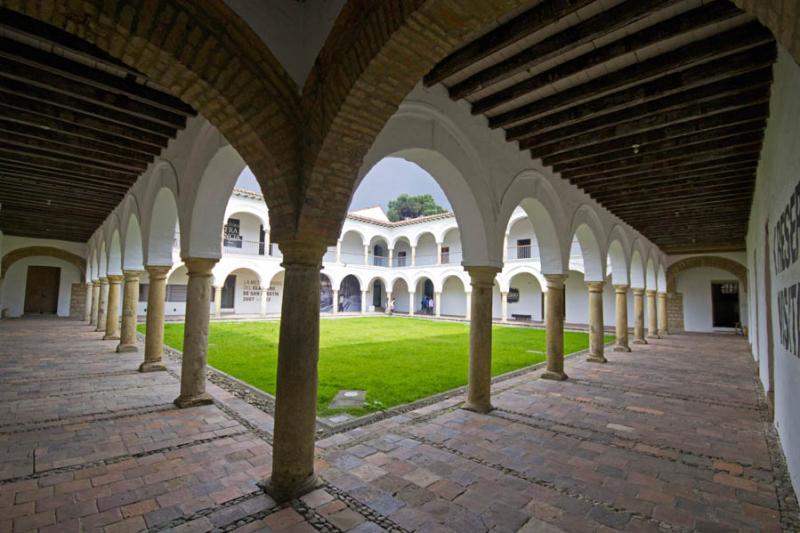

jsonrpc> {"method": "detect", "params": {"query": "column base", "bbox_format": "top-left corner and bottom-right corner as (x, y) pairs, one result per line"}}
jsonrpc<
(613, 345), (632, 352)
(646, 335), (661, 340)
(540, 370), (568, 381)
(658, 330), (668, 337)
(95, 327), (105, 333)
(586, 354), (607, 363)
(632, 339), (648, 345)
(116, 344), (138, 353)
(259, 473), (321, 504)
(173, 393), (214, 409)
(139, 361), (166, 373)
(462, 401), (493, 414)
(103, 334), (120, 341)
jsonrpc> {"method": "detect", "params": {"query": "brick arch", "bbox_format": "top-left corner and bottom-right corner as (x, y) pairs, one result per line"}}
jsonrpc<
(2, 247), (86, 279)
(666, 256), (748, 293)
(7, 1), (302, 237)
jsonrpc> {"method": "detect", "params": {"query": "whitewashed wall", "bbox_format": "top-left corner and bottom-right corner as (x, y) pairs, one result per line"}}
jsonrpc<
(676, 267), (745, 332)
(3, 257), (80, 317)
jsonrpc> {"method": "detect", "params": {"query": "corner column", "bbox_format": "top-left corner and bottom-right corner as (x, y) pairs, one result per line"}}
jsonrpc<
(586, 281), (607, 363)
(117, 271), (141, 352)
(90, 281), (101, 325)
(141, 266), (169, 372)
(542, 274), (568, 381)
(95, 277), (109, 332)
(263, 239), (327, 502)
(103, 275), (123, 340)
(646, 289), (659, 339)
(83, 283), (93, 322)
(463, 266), (500, 414)
(174, 258), (218, 408)
(632, 288), (647, 345)
(434, 291), (441, 317)
(657, 291), (668, 336)
(332, 289), (339, 314)
(613, 285), (631, 352)
(408, 292), (415, 316)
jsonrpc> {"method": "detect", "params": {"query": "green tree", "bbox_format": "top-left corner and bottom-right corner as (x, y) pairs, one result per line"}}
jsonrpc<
(387, 194), (447, 221)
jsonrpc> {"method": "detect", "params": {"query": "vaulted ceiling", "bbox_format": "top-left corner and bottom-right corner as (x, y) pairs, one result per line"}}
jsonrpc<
(0, 8), (195, 242)
(426, 0), (774, 254)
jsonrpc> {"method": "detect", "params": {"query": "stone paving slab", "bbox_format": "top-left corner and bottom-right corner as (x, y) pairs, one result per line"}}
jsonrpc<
(0, 318), (796, 532)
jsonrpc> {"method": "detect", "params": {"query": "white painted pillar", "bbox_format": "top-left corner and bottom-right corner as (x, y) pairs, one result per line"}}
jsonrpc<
(363, 244), (369, 265)
(336, 241), (341, 263)
(388, 248), (393, 267)
(411, 246), (416, 266)
(500, 291), (508, 322)
(408, 292), (415, 316)
(465, 291), (472, 321)
(385, 291), (392, 314)
(332, 289), (339, 314)
(435, 291), (441, 317)
(214, 286), (223, 318)
(502, 234), (509, 262)
(361, 290), (367, 315)
(436, 243), (443, 265)
(260, 290), (268, 317)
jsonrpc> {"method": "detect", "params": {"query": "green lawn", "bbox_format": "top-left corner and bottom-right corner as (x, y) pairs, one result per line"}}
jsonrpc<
(141, 317), (611, 416)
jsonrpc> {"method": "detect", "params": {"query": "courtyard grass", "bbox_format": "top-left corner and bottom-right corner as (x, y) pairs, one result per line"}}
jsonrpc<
(141, 317), (611, 416)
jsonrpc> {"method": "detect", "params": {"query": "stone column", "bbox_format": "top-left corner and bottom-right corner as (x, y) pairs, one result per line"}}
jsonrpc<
(116, 271), (141, 352)
(213, 286), (223, 318)
(632, 288), (647, 345)
(360, 290), (367, 315)
(95, 277), (109, 332)
(388, 249), (393, 267)
(542, 274), (568, 381)
(83, 283), (93, 322)
(264, 239), (327, 502)
(411, 246), (416, 266)
(141, 266), (169, 372)
(103, 275), (123, 340)
(463, 266), (499, 414)
(436, 243), (443, 265)
(646, 289), (659, 339)
(465, 291), (472, 321)
(586, 281), (607, 363)
(336, 241), (341, 263)
(332, 289), (339, 314)
(657, 291), (668, 336)
(613, 285), (631, 352)
(260, 290), (268, 317)
(174, 258), (218, 408)
(90, 281), (101, 326)
(408, 292), (415, 316)
(435, 291), (441, 317)
(500, 291), (508, 322)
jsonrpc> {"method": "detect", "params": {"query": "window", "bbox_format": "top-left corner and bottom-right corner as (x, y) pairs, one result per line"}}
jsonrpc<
(516, 239), (531, 259)
(397, 251), (407, 267)
(441, 246), (450, 264)
(166, 284), (187, 302)
(138, 283), (148, 302)
(223, 218), (242, 248)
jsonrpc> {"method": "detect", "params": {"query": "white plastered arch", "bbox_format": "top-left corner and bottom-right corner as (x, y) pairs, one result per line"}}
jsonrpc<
(569, 204), (607, 283)
(141, 161), (180, 267)
(499, 264), (548, 293)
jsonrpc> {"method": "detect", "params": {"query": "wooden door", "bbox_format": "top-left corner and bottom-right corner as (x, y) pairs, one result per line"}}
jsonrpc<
(24, 266), (61, 314)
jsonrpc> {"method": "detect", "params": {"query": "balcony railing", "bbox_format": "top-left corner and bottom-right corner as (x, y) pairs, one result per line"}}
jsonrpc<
(507, 245), (540, 261)
(391, 256), (410, 267)
(223, 239), (266, 256)
(440, 251), (462, 265)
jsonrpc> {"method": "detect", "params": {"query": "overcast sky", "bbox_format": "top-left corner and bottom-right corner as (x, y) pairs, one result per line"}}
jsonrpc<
(235, 157), (452, 212)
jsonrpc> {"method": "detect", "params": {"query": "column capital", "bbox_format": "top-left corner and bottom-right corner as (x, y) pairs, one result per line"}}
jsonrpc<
(183, 257), (219, 276)
(586, 281), (605, 292)
(543, 273), (568, 290)
(465, 265), (500, 288)
(408, 291), (415, 295)
(92, 280), (101, 287)
(632, 287), (646, 296)
(98, 277), (109, 284)
(107, 274), (124, 283)
(613, 284), (629, 292)
(122, 270), (143, 280)
(276, 239), (327, 269)
(646, 289), (658, 296)
(657, 290), (667, 297)
(145, 265), (171, 280)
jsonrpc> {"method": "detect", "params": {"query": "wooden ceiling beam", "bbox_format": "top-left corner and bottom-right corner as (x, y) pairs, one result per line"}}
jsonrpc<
(0, 193), (119, 214)
(581, 168), (757, 195)
(596, 183), (754, 209)
(589, 175), (754, 202)
(570, 155), (759, 186)
(423, 0), (597, 86)
(0, 106), (162, 156)
(448, 0), (684, 100)
(522, 73), (771, 150)
(558, 132), (764, 176)
(613, 196), (752, 216)
(0, 151), (137, 182)
(0, 173), (125, 198)
(492, 23), (772, 129)
(472, 0), (741, 115)
(0, 163), (133, 192)
(542, 104), (768, 167)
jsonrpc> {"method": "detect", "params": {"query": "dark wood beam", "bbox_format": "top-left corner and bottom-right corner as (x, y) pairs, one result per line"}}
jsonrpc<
(542, 104), (768, 167)
(522, 71), (772, 151)
(597, 184), (754, 209)
(0, 137), (147, 173)
(589, 175), (755, 202)
(0, 151), (137, 182)
(491, 23), (772, 129)
(0, 192), (119, 213)
(581, 168), (757, 195)
(471, 0), (741, 114)
(448, 0), (683, 100)
(557, 131), (765, 176)
(0, 163), (133, 192)
(570, 155), (760, 186)
(0, 173), (127, 198)
(613, 196), (752, 215)
(0, 106), (162, 156)
(423, 0), (597, 86)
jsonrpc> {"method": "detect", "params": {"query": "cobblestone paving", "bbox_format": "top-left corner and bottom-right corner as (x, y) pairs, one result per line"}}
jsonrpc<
(0, 318), (796, 532)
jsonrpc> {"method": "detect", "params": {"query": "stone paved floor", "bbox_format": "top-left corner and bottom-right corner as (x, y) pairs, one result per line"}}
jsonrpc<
(0, 318), (796, 532)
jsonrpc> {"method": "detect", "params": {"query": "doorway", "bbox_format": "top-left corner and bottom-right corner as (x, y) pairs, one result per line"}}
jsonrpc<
(221, 274), (236, 309)
(24, 266), (60, 314)
(711, 281), (740, 328)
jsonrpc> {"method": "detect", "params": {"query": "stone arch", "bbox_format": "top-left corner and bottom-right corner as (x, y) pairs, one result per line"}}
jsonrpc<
(646, 257), (657, 290)
(5, 1), (302, 237)
(98, 240), (108, 278)
(607, 225), (631, 286)
(570, 205), (607, 283)
(147, 186), (180, 267)
(666, 256), (748, 293)
(107, 229), (123, 276)
(213, 264), (267, 289)
(499, 172), (567, 275)
(499, 264), (547, 294)
(412, 230), (437, 248)
(630, 242), (647, 289)
(658, 264), (667, 293)
(224, 203), (270, 234)
(1, 247), (86, 279)
(390, 235), (412, 251)
(121, 202), (144, 272)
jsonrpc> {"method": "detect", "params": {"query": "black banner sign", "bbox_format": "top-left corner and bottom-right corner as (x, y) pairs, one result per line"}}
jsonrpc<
(777, 281), (800, 358)
(774, 181), (800, 275)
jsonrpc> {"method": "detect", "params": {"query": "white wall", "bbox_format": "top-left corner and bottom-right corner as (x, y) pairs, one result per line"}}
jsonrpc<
(676, 267), (743, 332)
(265, 272), (284, 314)
(745, 46), (800, 496)
(565, 270), (587, 325)
(506, 273), (543, 321)
(441, 277), (466, 317)
(3, 257), (80, 317)
(231, 270), (262, 314)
